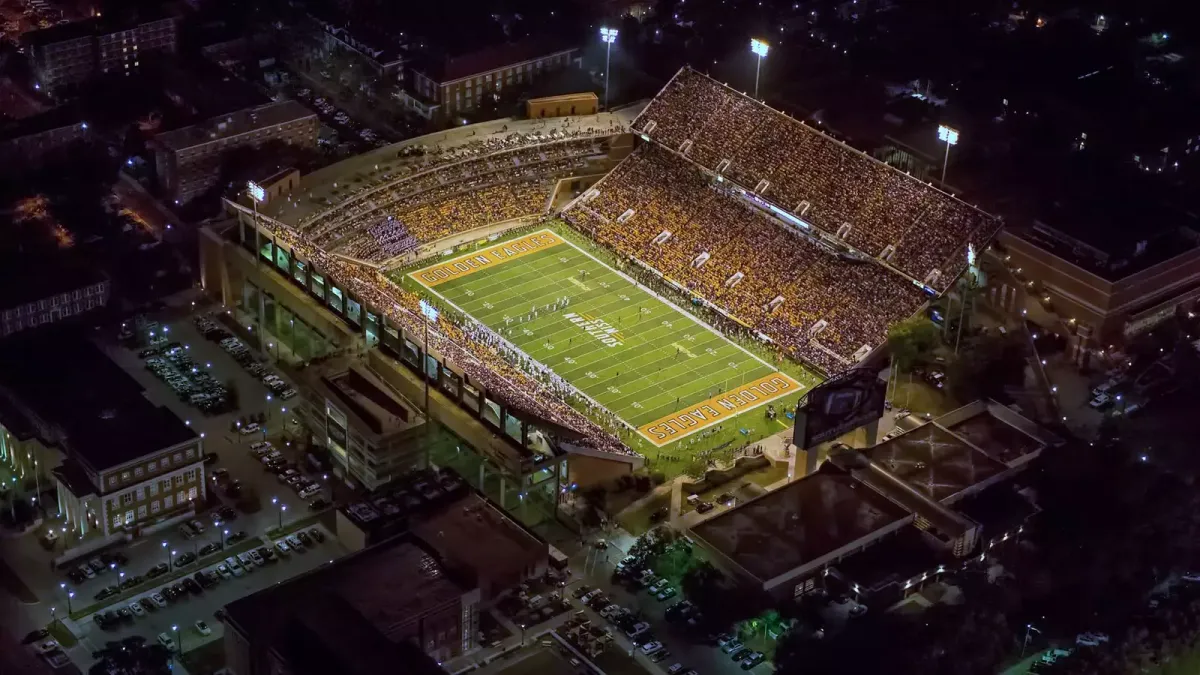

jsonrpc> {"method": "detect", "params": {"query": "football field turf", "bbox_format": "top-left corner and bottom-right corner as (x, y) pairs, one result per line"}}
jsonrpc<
(408, 229), (811, 447)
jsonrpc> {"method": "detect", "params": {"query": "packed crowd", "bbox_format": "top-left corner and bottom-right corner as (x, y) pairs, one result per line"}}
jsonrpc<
(304, 139), (601, 261)
(303, 134), (607, 247)
(263, 221), (636, 458)
(633, 67), (999, 290)
(567, 146), (927, 374)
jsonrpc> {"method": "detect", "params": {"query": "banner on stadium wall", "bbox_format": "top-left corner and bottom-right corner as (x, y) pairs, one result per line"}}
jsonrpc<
(793, 367), (886, 450)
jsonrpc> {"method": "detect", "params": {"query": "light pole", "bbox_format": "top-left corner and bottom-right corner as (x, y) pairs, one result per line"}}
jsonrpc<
(162, 541), (170, 571)
(937, 124), (959, 186)
(519, 623), (526, 646)
(173, 624), (180, 655)
(1021, 623), (1041, 658)
(171, 550), (177, 569)
(223, 529), (229, 547)
(750, 38), (770, 99)
(247, 181), (267, 359)
(60, 583), (73, 613)
(600, 27), (618, 111)
(419, 300), (439, 468)
(279, 504), (287, 530)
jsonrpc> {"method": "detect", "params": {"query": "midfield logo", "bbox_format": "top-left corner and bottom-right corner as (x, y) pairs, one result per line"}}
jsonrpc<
(564, 313), (625, 348)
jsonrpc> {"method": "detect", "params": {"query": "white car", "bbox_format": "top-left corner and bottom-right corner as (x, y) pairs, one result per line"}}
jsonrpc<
(640, 641), (663, 655)
(299, 484), (321, 499)
(238, 423), (259, 435)
(225, 557), (245, 577)
(275, 540), (291, 557)
(157, 633), (177, 653)
(150, 593), (168, 608)
(280, 389), (297, 400)
(250, 441), (272, 451)
(195, 620), (212, 636)
(129, 601), (146, 617)
(35, 639), (60, 654)
(216, 564), (232, 579)
(625, 622), (650, 638)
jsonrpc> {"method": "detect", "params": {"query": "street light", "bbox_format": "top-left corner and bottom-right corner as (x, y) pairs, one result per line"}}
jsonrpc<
(750, 38), (770, 98)
(937, 124), (959, 186)
(600, 27), (618, 110)
(1021, 623), (1041, 658)
(162, 541), (170, 570)
(223, 529), (229, 547)
(519, 623), (526, 646)
(279, 504), (287, 530)
(173, 624), (180, 655)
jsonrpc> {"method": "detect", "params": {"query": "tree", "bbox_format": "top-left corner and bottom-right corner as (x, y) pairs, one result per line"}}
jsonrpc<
(887, 316), (940, 370)
(89, 636), (170, 675)
(225, 379), (240, 410)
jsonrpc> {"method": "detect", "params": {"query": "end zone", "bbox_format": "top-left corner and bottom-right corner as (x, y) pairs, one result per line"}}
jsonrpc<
(409, 230), (565, 287)
(637, 372), (803, 446)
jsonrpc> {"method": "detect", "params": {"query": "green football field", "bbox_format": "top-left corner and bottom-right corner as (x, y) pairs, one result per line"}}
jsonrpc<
(407, 229), (814, 447)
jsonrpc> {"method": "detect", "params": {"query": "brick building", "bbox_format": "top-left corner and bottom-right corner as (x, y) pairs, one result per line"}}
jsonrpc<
(0, 332), (203, 540)
(401, 41), (580, 120)
(24, 13), (177, 93)
(152, 101), (318, 204)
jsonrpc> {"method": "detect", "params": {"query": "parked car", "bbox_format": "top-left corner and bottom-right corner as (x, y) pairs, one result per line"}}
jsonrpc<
(308, 527), (324, 543)
(157, 633), (177, 653)
(150, 593), (167, 608)
(199, 542), (222, 557)
(195, 620), (212, 636)
(640, 641), (663, 655)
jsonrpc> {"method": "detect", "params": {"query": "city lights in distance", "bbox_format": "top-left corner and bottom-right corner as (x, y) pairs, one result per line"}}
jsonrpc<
(750, 38), (770, 57)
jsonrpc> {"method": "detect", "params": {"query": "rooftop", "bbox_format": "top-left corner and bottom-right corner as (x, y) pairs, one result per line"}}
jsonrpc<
(0, 104), (85, 143)
(411, 492), (545, 581)
(833, 528), (948, 595)
(23, 10), (173, 48)
(691, 464), (910, 584)
(318, 361), (423, 438)
(0, 245), (104, 310)
(0, 331), (197, 471)
(417, 40), (578, 84)
(224, 534), (469, 650)
(339, 467), (469, 537)
(154, 100), (315, 152)
(945, 408), (1047, 465)
(865, 424), (1007, 503)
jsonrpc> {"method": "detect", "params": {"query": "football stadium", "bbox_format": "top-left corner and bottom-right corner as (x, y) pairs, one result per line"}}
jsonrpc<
(215, 66), (999, 470)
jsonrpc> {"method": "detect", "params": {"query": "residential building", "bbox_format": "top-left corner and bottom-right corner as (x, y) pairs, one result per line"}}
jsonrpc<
(990, 180), (1200, 360)
(401, 42), (580, 120)
(152, 100), (318, 204)
(526, 93), (598, 119)
(222, 533), (478, 673)
(24, 13), (177, 93)
(0, 105), (90, 170)
(0, 253), (109, 339)
(0, 332), (202, 540)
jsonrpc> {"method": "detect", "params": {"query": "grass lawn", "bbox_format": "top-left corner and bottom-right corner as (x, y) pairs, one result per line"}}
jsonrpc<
(891, 378), (956, 416)
(179, 636), (226, 675)
(47, 619), (77, 647)
(266, 513), (323, 540)
(617, 492), (670, 536)
(402, 225), (819, 460)
(742, 461), (790, 489)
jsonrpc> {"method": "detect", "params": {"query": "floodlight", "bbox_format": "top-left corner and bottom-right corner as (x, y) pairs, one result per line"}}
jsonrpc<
(937, 124), (960, 145)
(750, 38), (770, 58)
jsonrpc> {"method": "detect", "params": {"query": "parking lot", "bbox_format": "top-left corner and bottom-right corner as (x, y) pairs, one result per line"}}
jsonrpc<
(76, 524), (344, 658)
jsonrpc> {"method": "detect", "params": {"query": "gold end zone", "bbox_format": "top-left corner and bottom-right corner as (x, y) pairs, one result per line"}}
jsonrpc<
(409, 230), (566, 288)
(637, 372), (803, 447)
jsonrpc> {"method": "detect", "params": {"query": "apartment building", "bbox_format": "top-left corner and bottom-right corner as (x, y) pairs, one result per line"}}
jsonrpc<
(153, 101), (318, 204)
(0, 106), (91, 171)
(24, 14), (177, 93)
(402, 41), (579, 120)
(0, 264), (109, 338)
(0, 332), (202, 540)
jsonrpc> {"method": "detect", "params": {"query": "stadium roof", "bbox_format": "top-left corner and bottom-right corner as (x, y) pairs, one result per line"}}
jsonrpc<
(864, 424), (1007, 504)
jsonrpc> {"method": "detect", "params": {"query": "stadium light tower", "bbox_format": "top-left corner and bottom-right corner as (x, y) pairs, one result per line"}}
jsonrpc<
(600, 27), (618, 111)
(419, 299), (439, 466)
(937, 124), (959, 186)
(750, 38), (770, 99)
(247, 181), (269, 361)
